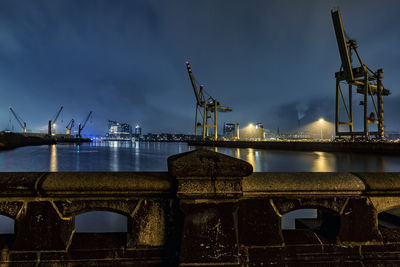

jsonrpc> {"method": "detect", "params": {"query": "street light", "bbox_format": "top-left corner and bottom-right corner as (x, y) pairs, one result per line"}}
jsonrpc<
(318, 118), (324, 139)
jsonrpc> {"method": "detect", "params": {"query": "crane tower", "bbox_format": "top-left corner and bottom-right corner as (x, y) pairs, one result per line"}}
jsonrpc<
(331, 9), (390, 140)
(77, 111), (92, 138)
(185, 61), (232, 140)
(65, 119), (75, 135)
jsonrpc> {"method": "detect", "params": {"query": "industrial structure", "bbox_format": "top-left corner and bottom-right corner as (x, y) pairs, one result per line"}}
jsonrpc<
(223, 122), (236, 139)
(77, 111), (92, 138)
(65, 119), (75, 135)
(48, 106), (63, 135)
(255, 122), (264, 140)
(9, 106), (27, 133)
(185, 61), (232, 140)
(331, 9), (390, 140)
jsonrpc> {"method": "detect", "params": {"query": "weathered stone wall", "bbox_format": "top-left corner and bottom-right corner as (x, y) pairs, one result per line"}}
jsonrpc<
(0, 172), (178, 266)
(1, 149), (400, 266)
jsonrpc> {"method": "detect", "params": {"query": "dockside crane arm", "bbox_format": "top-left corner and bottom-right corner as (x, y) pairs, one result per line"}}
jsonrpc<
(51, 106), (64, 125)
(80, 111), (92, 131)
(185, 61), (204, 105)
(77, 111), (92, 138)
(65, 118), (75, 135)
(331, 8), (356, 83)
(65, 118), (75, 130)
(9, 107), (27, 133)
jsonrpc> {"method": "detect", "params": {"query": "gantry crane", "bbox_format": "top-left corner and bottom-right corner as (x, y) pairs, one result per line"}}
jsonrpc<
(77, 111), (92, 138)
(331, 9), (390, 140)
(48, 106), (63, 135)
(9, 107), (27, 133)
(185, 61), (232, 139)
(65, 119), (75, 135)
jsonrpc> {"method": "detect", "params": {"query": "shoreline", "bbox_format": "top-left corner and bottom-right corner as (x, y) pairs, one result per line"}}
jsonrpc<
(0, 132), (91, 151)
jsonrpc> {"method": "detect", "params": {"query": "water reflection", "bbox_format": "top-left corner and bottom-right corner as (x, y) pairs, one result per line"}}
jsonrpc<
(235, 148), (240, 159)
(246, 148), (256, 170)
(76, 144), (80, 171)
(206, 146), (398, 172)
(134, 141), (140, 171)
(110, 144), (119, 172)
(312, 152), (334, 172)
(50, 145), (57, 172)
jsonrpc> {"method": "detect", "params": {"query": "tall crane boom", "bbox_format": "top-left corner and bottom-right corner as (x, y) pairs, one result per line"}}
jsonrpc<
(9, 107), (27, 133)
(78, 111), (92, 138)
(186, 61), (203, 105)
(52, 106), (63, 124)
(48, 106), (64, 135)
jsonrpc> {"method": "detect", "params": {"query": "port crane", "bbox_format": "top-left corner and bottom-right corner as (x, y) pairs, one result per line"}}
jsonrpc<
(65, 119), (75, 135)
(48, 106), (63, 135)
(185, 61), (232, 140)
(331, 9), (390, 140)
(77, 111), (92, 138)
(9, 107), (27, 133)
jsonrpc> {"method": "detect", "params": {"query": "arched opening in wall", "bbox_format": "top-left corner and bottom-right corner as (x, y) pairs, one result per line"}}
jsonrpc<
(0, 214), (15, 248)
(75, 211), (127, 232)
(378, 207), (400, 243)
(72, 211), (128, 249)
(281, 208), (340, 244)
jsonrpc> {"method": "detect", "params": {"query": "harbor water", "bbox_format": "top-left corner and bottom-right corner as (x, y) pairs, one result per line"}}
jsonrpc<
(1, 141), (400, 172)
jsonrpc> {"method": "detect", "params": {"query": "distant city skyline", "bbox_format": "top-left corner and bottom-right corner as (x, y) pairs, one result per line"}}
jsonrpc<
(1, 0), (400, 135)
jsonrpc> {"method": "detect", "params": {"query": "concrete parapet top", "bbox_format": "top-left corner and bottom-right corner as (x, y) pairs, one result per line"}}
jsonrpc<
(168, 149), (253, 177)
(0, 172), (173, 197)
(354, 173), (400, 195)
(0, 172), (45, 196)
(3, 171), (400, 198)
(243, 172), (366, 197)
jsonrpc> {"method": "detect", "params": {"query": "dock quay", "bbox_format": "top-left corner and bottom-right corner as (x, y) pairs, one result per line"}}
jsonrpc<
(0, 132), (90, 151)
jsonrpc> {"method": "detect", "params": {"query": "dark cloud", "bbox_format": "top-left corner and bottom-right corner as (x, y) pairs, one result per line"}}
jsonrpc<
(1, 0), (400, 135)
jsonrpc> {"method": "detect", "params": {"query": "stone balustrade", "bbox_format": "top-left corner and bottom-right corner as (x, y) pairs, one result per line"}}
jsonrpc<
(0, 149), (400, 266)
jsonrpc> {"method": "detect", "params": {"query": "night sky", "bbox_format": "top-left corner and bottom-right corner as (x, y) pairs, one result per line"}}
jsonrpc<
(1, 0), (400, 136)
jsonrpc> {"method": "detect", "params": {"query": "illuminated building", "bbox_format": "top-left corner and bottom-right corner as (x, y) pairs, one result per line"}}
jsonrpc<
(133, 124), (142, 139)
(106, 120), (132, 140)
(223, 122), (236, 139)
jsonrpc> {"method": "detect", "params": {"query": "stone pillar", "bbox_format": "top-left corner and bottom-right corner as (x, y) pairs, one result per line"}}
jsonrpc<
(127, 199), (169, 248)
(238, 199), (284, 247)
(338, 198), (382, 245)
(168, 149), (252, 266)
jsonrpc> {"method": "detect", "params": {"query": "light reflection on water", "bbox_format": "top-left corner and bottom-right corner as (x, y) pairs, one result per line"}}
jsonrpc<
(50, 144), (57, 172)
(312, 152), (333, 172)
(0, 141), (399, 172)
